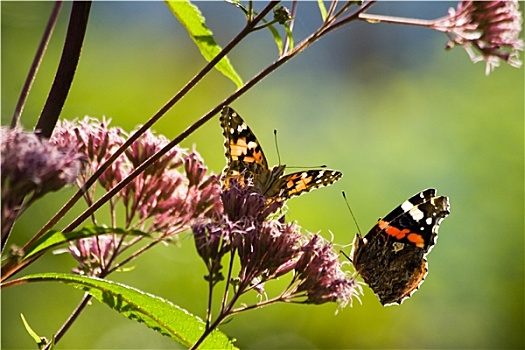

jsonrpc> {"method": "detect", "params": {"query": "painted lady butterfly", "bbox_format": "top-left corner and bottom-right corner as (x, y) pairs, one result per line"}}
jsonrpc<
(220, 106), (342, 203)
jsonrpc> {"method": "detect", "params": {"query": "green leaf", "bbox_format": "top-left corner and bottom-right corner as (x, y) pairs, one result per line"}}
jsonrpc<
(20, 313), (53, 349)
(222, 1), (290, 56)
(267, 24), (284, 56)
(166, 0), (243, 88)
(23, 226), (148, 260)
(283, 23), (294, 54)
(21, 313), (43, 345)
(19, 273), (237, 349)
(317, 0), (328, 21)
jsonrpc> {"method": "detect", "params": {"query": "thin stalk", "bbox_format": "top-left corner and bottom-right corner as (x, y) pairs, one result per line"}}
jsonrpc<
(326, 0), (339, 20)
(11, 1), (279, 270)
(358, 12), (435, 27)
(11, 1), (63, 129)
(191, 310), (229, 350)
(323, 0), (374, 34)
(219, 249), (236, 315)
(104, 235), (164, 275)
(229, 294), (287, 315)
(205, 264), (215, 329)
(194, 274), (253, 349)
(282, 1), (297, 54)
(1, 0), (375, 282)
(192, 286), (237, 350)
(43, 293), (92, 350)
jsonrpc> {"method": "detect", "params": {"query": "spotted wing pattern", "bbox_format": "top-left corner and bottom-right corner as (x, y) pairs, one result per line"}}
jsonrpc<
(220, 106), (342, 202)
(350, 189), (450, 306)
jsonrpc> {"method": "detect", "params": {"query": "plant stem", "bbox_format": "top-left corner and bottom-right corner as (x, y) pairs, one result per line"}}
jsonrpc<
(205, 267), (214, 330)
(104, 235), (164, 275)
(35, 1), (92, 139)
(219, 249), (236, 314)
(5, 2), (380, 346)
(2, 2), (280, 284)
(282, 1), (297, 54)
(323, 0), (376, 34)
(43, 293), (93, 350)
(2, 1), (374, 284)
(11, 1), (64, 129)
(357, 12), (435, 28)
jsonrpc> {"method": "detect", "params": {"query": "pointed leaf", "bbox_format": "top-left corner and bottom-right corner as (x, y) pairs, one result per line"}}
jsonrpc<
(166, 0), (243, 88)
(267, 24), (284, 56)
(20, 314), (44, 346)
(18, 273), (236, 349)
(283, 23), (294, 54)
(23, 226), (148, 260)
(317, 0), (328, 21)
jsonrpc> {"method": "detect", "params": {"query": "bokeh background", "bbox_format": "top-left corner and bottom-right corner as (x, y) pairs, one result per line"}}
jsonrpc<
(2, 1), (523, 349)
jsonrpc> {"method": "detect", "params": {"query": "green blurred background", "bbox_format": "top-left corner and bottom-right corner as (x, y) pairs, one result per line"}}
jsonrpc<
(2, 1), (523, 349)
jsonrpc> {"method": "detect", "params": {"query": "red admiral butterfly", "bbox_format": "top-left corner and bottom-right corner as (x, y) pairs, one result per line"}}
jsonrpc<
(350, 189), (450, 306)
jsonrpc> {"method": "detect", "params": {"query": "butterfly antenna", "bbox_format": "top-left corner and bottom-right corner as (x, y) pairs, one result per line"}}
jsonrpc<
(342, 191), (362, 235)
(274, 129), (282, 165)
(340, 249), (352, 261)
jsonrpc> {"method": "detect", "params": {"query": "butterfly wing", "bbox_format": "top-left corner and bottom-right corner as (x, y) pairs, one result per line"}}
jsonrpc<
(350, 189), (450, 305)
(220, 106), (273, 190)
(220, 106), (269, 169)
(374, 188), (450, 252)
(270, 169), (343, 201)
(220, 106), (342, 203)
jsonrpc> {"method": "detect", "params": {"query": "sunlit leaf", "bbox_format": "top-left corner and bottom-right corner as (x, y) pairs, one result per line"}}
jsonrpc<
(18, 273), (237, 349)
(317, 0), (328, 21)
(21, 314), (43, 346)
(268, 24), (284, 55)
(23, 226), (148, 260)
(283, 23), (294, 53)
(166, 0), (243, 88)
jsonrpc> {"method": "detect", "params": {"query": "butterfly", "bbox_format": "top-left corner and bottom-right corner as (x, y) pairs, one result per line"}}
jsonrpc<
(220, 106), (342, 204)
(349, 189), (450, 306)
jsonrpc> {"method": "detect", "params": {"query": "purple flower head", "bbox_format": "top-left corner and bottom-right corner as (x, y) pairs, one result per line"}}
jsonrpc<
(150, 155), (222, 236)
(433, 0), (523, 74)
(185, 151), (207, 188)
(221, 178), (282, 222)
(293, 234), (362, 308)
(191, 177), (297, 290)
(2, 127), (84, 239)
(68, 235), (117, 276)
(235, 220), (304, 290)
(192, 219), (235, 284)
(52, 117), (125, 172)
(2, 127), (85, 195)
(193, 173), (361, 311)
(53, 118), (221, 236)
(125, 129), (182, 175)
(118, 128), (221, 231)
(52, 117), (129, 191)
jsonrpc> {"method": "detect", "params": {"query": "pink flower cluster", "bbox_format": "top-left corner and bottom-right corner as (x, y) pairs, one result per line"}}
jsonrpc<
(1, 127), (84, 242)
(193, 179), (362, 308)
(434, 1), (523, 74)
(51, 117), (221, 275)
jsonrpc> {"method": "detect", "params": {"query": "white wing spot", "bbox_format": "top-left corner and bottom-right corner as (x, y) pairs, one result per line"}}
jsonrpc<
(401, 200), (415, 211)
(409, 207), (425, 221)
(237, 124), (247, 132)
